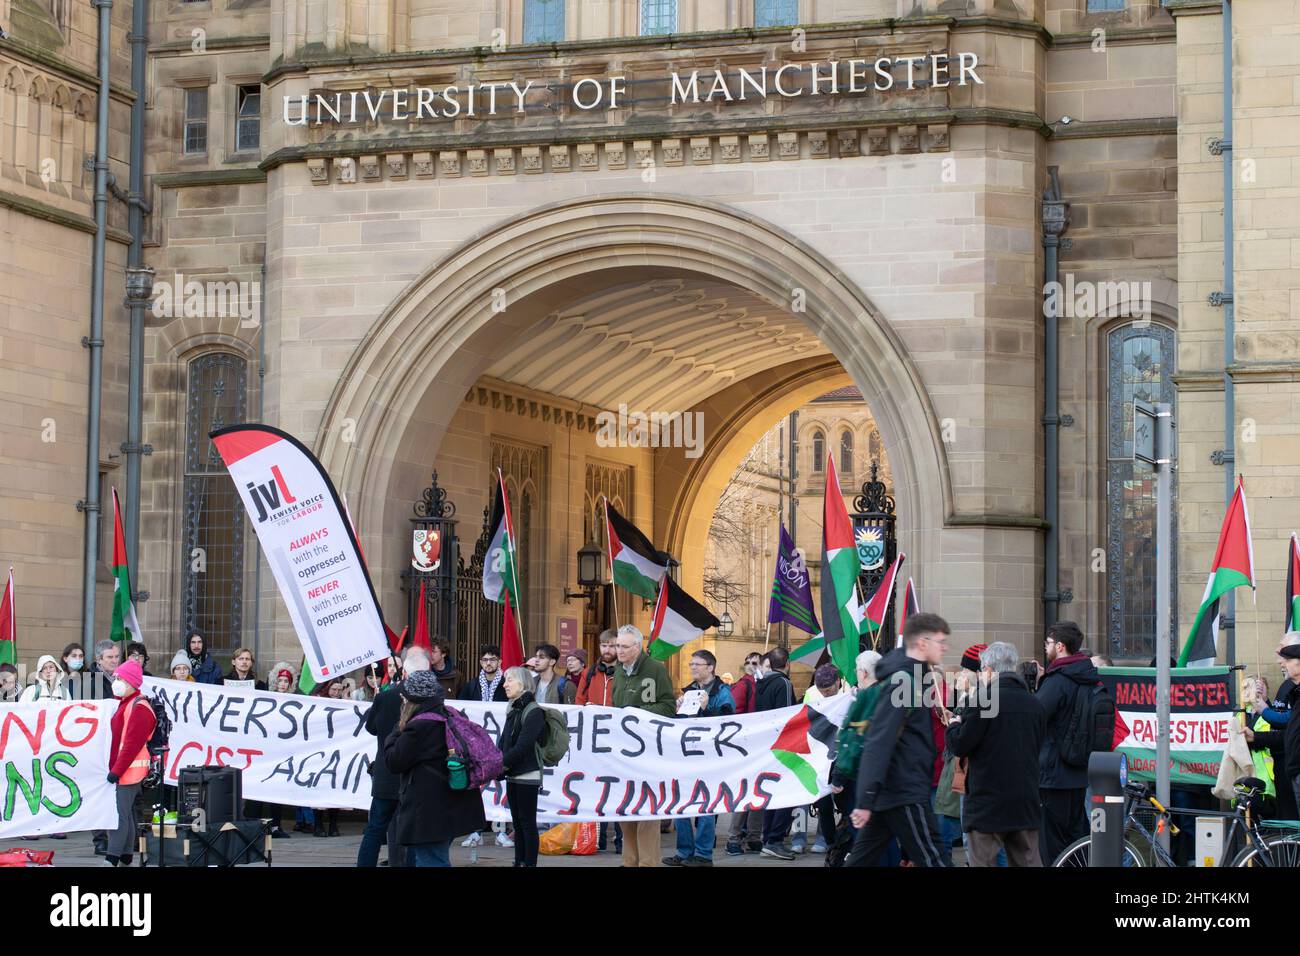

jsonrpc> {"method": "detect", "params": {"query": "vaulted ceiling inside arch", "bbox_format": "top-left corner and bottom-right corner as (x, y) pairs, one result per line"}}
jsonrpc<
(482, 277), (834, 413)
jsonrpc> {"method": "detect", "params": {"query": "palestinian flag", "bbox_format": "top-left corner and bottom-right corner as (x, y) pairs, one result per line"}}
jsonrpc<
(605, 500), (670, 601)
(819, 455), (865, 682)
(771, 704), (840, 796)
(1178, 478), (1255, 666)
(298, 656), (316, 695)
(862, 553), (905, 647)
(896, 577), (919, 648)
(482, 470), (524, 663)
(1286, 534), (1300, 638)
(0, 567), (14, 667)
(109, 487), (142, 644)
(648, 576), (720, 660)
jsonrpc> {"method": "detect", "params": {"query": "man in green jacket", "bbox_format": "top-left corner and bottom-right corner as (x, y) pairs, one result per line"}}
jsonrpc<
(611, 624), (677, 866)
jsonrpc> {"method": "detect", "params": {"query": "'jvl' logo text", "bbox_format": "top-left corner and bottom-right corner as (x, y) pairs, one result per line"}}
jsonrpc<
(50, 886), (152, 936)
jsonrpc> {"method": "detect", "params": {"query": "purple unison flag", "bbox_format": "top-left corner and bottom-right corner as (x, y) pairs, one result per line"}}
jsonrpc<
(768, 523), (820, 636)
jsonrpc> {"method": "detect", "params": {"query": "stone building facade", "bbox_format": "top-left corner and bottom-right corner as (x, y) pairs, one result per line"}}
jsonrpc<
(1, 0), (1296, 681)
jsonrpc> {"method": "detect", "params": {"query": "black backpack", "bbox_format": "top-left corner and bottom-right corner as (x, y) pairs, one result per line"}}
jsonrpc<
(1060, 679), (1115, 768)
(144, 692), (172, 756)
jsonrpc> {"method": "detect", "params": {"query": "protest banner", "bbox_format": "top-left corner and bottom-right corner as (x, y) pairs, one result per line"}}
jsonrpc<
(1097, 666), (1235, 786)
(209, 425), (389, 682)
(142, 678), (850, 821)
(0, 701), (119, 838)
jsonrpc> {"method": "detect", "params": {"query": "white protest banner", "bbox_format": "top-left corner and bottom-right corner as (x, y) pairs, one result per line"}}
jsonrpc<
(0, 701), (119, 837)
(209, 425), (389, 682)
(143, 678), (850, 821)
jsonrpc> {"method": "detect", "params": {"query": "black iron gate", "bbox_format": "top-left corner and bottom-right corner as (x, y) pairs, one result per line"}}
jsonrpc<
(851, 460), (898, 651)
(401, 472), (502, 671)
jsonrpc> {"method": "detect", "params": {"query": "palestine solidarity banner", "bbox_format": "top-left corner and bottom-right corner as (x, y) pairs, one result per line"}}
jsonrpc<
(1097, 666), (1235, 785)
(210, 425), (389, 682)
(141, 677), (850, 822)
(0, 701), (120, 838)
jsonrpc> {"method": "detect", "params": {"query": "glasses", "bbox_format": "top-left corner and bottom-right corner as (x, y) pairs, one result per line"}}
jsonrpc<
(688, 660), (707, 667)
(480, 656), (499, 663)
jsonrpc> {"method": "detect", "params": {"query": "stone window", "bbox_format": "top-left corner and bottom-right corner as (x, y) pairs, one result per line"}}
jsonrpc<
(235, 85), (260, 152)
(182, 352), (248, 657)
(640, 0), (677, 35)
(1086, 0), (1125, 10)
(1106, 322), (1176, 661)
(839, 429), (853, 477)
(754, 0), (798, 27)
(811, 430), (824, 473)
(523, 0), (565, 42)
(183, 87), (208, 154)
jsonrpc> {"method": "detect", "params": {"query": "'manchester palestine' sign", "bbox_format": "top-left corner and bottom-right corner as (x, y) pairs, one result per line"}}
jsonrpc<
(285, 54), (983, 125)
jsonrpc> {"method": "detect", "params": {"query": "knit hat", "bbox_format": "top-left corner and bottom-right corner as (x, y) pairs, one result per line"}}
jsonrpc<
(1280, 645), (1300, 661)
(116, 659), (144, 690)
(400, 669), (445, 703)
(171, 650), (191, 672)
(569, 648), (588, 666)
(276, 668), (293, 682)
(813, 664), (840, 690)
(961, 643), (988, 672)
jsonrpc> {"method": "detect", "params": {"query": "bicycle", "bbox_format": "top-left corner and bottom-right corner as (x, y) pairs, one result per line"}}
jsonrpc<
(1052, 776), (1300, 867)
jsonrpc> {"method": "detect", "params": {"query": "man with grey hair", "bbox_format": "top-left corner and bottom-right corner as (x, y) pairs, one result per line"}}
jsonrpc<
(945, 641), (1046, 866)
(610, 624), (675, 867)
(89, 639), (121, 700)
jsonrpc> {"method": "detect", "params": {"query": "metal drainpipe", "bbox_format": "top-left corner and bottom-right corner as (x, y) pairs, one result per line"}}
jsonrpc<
(252, 258), (266, 663)
(1041, 168), (1070, 633)
(1217, 0), (1237, 664)
(123, 0), (151, 582)
(80, 0), (113, 654)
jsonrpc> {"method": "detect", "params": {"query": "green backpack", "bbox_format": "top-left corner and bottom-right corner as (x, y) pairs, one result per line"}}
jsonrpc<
(524, 701), (571, 767)
(833, 684), (881, 781)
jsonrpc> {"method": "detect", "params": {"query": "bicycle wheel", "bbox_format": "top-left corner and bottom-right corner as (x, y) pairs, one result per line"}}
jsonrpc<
(1052, 836), (1145, 867)
(1231, 833), (1300, 867)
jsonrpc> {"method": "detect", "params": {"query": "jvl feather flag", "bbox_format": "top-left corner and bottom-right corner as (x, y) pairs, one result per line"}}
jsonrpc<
(896, 577), (919, 648)
(605, 500), (671, 601)
(648, 576), (720, 660)
(0, 568), (14, 666)
(768, 523), (819, 637)
(483, 470), (524, 665)
(863, 553), (905, 647)
(1178, 478), (1255, 667)
(1286, 534), (1300, 638)
(819, 454), (866, 681)
(110, 488), (142, 644)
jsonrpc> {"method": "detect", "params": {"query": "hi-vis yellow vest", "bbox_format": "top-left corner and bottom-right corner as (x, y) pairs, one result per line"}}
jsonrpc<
(1252, 715), (1277, 799)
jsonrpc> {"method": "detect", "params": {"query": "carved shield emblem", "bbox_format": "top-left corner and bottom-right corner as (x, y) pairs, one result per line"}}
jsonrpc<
(412, 528), (441, 572)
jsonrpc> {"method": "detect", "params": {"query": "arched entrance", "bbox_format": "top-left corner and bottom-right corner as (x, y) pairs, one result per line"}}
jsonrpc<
(315, 194), (952, 626)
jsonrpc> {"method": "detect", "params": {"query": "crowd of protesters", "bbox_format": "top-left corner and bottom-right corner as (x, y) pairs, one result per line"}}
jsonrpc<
(5, 614), (1293, 869)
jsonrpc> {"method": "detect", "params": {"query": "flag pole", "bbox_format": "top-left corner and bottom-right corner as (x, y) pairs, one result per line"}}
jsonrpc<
(603, 496), (620, 631)
(501, 468), (526, 662)
(764, 620), (772, 652)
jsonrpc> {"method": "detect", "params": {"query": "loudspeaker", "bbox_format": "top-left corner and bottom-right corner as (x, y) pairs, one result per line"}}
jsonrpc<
(178, 766), (243, 825)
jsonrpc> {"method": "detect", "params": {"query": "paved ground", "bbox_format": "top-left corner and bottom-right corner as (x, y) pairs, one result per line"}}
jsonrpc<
(19, 818), (910, 867)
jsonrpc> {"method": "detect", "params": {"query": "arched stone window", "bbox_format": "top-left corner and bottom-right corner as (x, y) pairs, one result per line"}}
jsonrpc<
(811, 430), (824, 473)
(1106, 322), (1177, 660)
(182, 352), (248, 656)
(839, 429), (853, 477)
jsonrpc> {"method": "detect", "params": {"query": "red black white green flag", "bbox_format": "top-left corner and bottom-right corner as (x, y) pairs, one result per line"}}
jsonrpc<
(1178, 478), (1255, 667)
(862, 552), (905, 647)
(483, 470), (524, 665)
(896, 577), (919, 648)
(605, 499), (671, 601)
(818, 454), (866, 682)
(110, 488), (142, 644)
(648, 576), (720, 660)
(1286, 533), (1300, 639)
(0, 567), (14, 667)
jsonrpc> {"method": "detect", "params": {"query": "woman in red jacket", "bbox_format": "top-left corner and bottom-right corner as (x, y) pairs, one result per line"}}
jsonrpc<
(105, 659), (156, 867)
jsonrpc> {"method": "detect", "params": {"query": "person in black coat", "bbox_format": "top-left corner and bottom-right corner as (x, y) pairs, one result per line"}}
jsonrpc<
(500, 667), (547, 867)
(946, 642), (1047, 866)
(754, 647), (797, 858)
(384, 670), (487, 867)
(357, 651), (426, 866)
(459, 644), (509, 703)
(1248, 645), (1300, 815)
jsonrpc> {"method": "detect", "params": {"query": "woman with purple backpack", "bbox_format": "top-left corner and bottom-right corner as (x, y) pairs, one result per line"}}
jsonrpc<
(384, 671), (487, 867)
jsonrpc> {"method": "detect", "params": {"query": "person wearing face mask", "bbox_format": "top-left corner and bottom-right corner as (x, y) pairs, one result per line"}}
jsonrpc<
(18, 654), (69, 702)
(61, 643), (88, 699)
(104, 659), (157, 867)
(183, 631), (223, 685)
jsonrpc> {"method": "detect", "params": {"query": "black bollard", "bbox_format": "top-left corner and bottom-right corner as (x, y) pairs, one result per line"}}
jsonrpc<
(1087, 752), (1128, 867)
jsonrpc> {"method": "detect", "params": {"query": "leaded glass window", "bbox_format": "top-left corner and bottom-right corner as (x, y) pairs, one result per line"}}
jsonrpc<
(1086, 0), (1125, 10)
(1106, 323), (1177, 660)
(523, 0), (565, 42)
(754, 0), (797, 27)
(840, 429), (853, 477)
(811, 430), (824, 473)
(183, 87), (207, 154)
(641, 0), (677, 35)
(182, 353), (247, 656)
